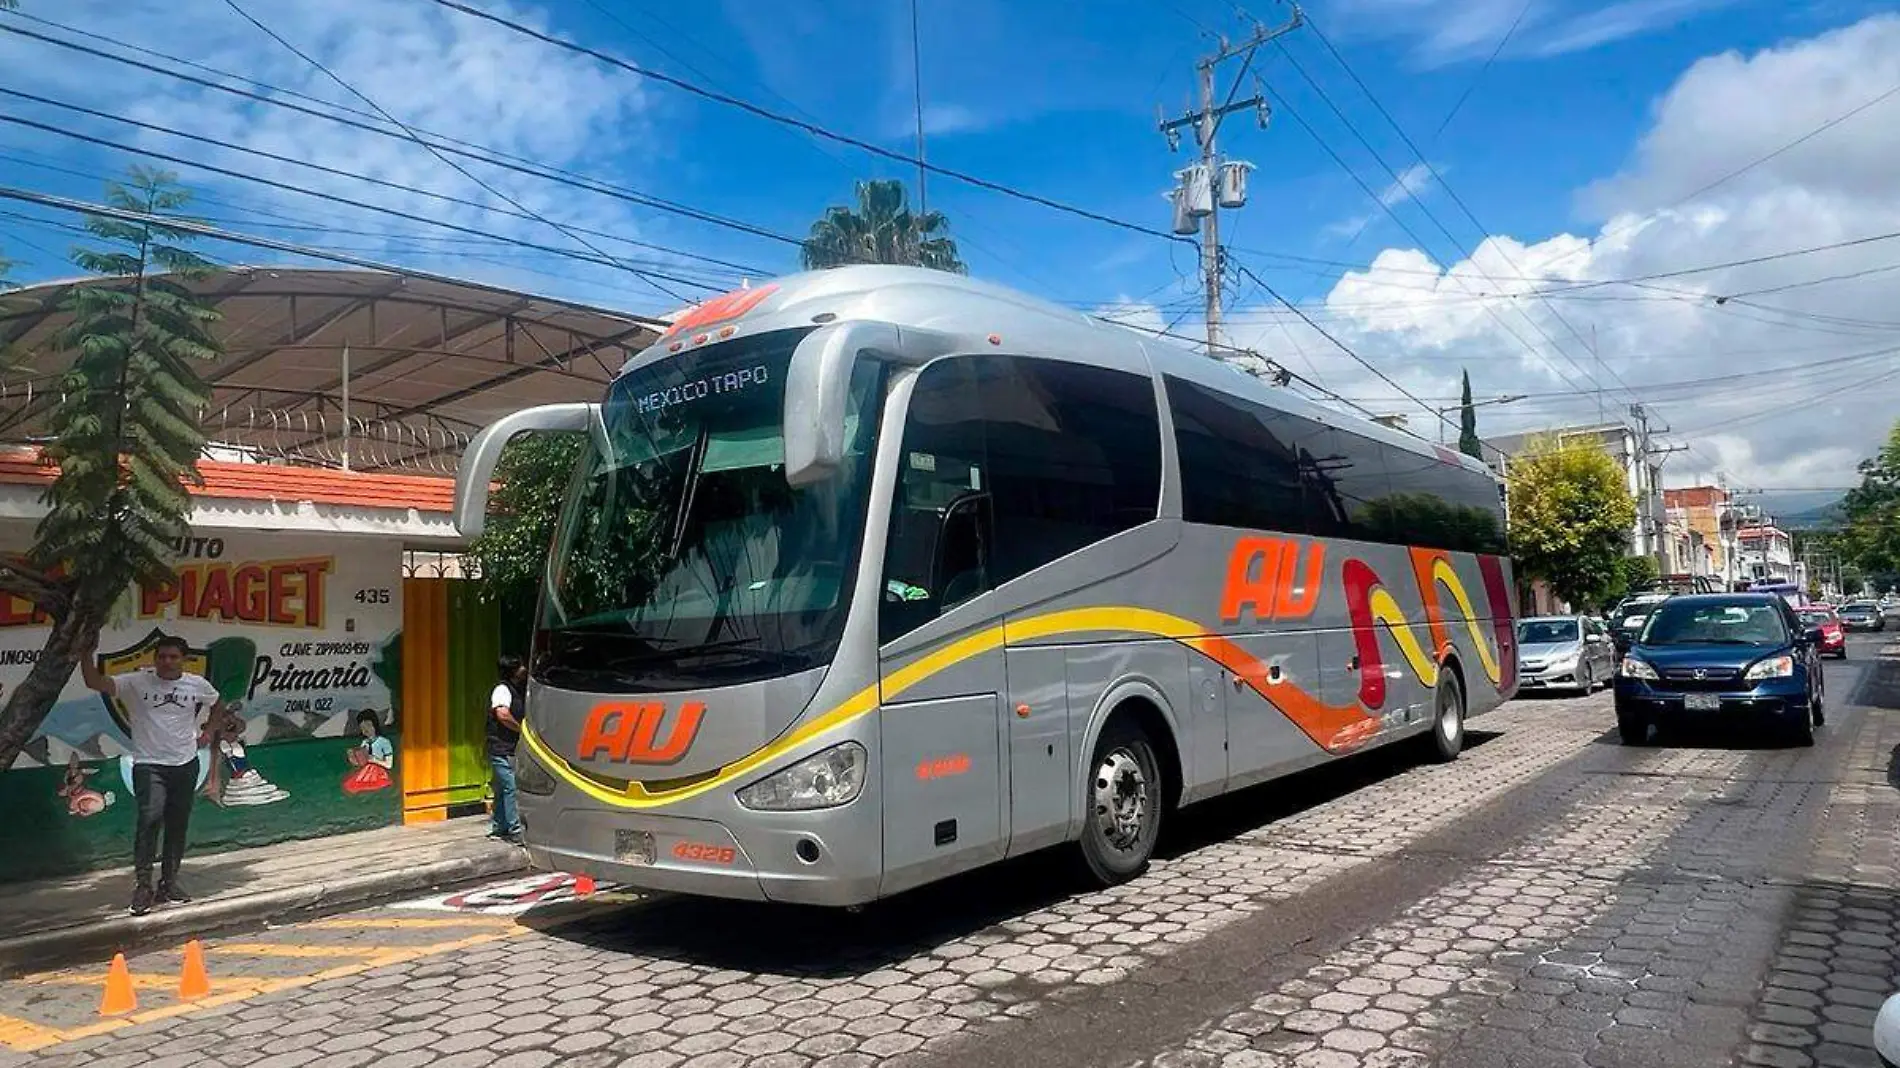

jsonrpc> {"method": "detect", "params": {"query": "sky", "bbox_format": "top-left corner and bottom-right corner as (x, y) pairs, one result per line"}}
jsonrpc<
(0, 0), (1897, 498)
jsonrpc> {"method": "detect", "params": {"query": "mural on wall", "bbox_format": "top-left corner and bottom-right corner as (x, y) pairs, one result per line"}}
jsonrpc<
(0, 531), (405, 881)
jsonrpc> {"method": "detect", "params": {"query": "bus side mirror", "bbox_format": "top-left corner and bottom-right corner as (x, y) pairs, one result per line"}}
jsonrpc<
(454, 403), (598, 538)
(783, 320), (902, 488)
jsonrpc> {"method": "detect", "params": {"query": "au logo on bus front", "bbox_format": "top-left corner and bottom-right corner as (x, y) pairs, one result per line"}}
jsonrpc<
(575, 700), (707, 765)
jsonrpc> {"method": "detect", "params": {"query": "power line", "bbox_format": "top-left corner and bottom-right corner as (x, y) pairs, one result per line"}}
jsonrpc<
(0, 184), (670, 328)
(1523, 76), (1900, 278)
(1233, 261), (1488, 445)
(0, 112), (728, 295)
(1428, 0), (1532, 142)
(418, 0), (1191, 244)
(0, 87), (765, 280)
(219, 0), (688, 302)
(1294, 22), (1640, 412)
(1252, 75), (1599, 400)
(0, 19), (807, 251)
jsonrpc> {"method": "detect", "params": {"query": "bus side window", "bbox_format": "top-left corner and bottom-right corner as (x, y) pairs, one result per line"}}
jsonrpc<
(975, 356), (1161, 586)
(881, 359), (994, 644)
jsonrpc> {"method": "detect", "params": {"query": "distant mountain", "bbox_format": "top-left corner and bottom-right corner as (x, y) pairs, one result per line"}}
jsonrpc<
(1755, 490), (1848, 529)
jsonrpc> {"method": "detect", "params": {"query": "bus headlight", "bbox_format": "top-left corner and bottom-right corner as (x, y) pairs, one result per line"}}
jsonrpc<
(515, 751), (557, 796)
(737, 743), (867, 811)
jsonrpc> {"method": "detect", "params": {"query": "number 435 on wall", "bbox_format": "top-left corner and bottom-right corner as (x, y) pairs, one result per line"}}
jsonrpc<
(354, 588), (392, 604)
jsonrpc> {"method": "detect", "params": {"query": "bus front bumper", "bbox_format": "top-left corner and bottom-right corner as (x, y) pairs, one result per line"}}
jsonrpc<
(517, 797), (884, 908)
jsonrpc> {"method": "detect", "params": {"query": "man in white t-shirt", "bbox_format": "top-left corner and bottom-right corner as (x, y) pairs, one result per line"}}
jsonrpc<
(80, 634), (228, 915)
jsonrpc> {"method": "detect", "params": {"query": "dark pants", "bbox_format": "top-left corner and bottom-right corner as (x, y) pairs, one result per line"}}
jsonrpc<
(132, 761), (197, 888)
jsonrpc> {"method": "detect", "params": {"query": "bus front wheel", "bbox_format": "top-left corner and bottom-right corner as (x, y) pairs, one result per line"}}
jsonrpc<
(1427, 671), (1465, 762)
(1077, 721), (1163, 886)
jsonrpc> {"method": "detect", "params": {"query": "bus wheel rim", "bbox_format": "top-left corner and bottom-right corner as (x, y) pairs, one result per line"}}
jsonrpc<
(1093, 748), (1148, 851)
(1439, 688), (1460, 742)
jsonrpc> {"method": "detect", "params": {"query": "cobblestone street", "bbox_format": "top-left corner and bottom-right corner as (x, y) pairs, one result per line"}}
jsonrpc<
(3, 636), (1895, 1068)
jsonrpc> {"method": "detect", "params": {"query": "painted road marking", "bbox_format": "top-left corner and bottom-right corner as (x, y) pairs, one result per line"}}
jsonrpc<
(301, 916), (517, 930)
(206, 942), (392, 959)
(389, 871), (626, 915)
(0, 927), (527, 1053)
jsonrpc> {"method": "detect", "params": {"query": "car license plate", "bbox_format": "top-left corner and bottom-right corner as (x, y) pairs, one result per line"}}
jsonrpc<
(614, 829), (655, 865)
(1684, 693), (1721, 711)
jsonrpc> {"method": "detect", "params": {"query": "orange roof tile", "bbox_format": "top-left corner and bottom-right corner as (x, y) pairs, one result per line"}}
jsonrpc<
(0, 452), (455, 513)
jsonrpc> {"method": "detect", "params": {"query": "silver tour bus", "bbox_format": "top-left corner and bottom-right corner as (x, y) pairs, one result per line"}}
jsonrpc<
(453, 266), (1518, 907)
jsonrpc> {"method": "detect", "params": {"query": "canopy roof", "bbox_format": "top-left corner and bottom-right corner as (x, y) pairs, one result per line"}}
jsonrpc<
(0, 267), (666, 474)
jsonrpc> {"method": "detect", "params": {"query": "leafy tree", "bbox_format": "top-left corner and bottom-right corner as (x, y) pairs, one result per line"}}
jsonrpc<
(1457, 369), (1482, 460)
(1602, 554), (1660, 605)
(1838, 419), (1900, 578)
(465, 432), (585, 612)
(1505, 435), (1637, 611)
(801, 179), (966, 273)
(0, 167), (220, 771)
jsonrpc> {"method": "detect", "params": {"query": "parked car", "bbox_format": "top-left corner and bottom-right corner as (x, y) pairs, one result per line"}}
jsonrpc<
(1614, 593), (1826, 747)
(1795, 605), (1848, 659)
(1840, 601), (1886, 632)
(1516, 615), (1617, 693)
(1609, 592), (1672, 655)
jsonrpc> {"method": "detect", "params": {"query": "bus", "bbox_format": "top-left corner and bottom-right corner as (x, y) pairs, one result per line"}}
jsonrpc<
(452, 266), (1518, 907)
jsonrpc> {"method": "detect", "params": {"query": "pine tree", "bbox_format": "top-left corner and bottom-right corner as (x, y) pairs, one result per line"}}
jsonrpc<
(1457, 368), (1483, 460)
(0, 167), (221, 771)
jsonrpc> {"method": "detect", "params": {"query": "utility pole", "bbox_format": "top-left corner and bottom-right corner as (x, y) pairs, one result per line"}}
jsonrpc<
(1628, 403), (1685, 576)
(1160, 6), (1303, 356)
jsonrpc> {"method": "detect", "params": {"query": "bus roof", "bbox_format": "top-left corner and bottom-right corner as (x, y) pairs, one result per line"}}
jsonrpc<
(627, 265), (1494, 480)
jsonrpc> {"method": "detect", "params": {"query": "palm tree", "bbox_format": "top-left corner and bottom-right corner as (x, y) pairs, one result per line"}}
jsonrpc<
(801, 179), (967, 274)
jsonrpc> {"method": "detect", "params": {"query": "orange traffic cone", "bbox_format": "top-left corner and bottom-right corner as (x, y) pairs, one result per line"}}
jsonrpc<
(178, 940), (210, 1000)
(573, 874), (596, 896)
(99, 953), (137, 1016)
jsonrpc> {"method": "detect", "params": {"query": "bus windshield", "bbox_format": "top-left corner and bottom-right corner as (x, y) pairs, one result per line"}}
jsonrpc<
(535, 328), (887, 692)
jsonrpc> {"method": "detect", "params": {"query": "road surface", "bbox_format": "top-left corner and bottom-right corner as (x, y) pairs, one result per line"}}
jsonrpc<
(3, 633), (1895, 1068)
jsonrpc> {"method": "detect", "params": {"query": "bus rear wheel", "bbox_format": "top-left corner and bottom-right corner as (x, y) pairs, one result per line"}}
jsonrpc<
(1077, 721), (1163, 886)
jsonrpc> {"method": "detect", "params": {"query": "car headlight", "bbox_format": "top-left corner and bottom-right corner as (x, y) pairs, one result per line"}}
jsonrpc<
(737, 742), (867, 811)
(1620, 657), (1658, 680)
(516, 750), (557, 796)
(1744, 655), (1795, 681)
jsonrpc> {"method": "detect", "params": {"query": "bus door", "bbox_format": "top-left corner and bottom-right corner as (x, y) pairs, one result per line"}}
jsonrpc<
(874, 358), (1007, 895)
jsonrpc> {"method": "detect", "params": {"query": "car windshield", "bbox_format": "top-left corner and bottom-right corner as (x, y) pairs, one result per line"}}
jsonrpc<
(535, 327), (887, 692)
(1639, 601), (1789, 646)
(1798, 609), (1836, 623)
(1518, 620), (1579, 643)
(1614, 600), (1662, 628)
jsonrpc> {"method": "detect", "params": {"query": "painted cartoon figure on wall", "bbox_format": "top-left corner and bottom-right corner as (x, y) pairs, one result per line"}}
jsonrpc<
(57, 753), (116, 817)
(204, 704), (289, 807)
(342, 709), (394, 795)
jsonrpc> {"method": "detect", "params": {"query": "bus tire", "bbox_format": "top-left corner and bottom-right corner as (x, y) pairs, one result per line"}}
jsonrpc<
(1426, 670), (1465, 762)
(1076, 720), (1163, 886)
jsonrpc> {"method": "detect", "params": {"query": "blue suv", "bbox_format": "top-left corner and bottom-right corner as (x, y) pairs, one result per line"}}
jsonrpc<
(1614, 593), (1826, 747)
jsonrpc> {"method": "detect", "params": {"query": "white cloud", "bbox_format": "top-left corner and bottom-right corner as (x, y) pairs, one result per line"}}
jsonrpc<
(0, 0), (713, 310)
(1529, 0), (1737, 58)
(1228, 13), (1900, 490)
(1330, 0), (1741, 68)
(1324, 164), (1438, 240)
(1378, 163), (1437, 208)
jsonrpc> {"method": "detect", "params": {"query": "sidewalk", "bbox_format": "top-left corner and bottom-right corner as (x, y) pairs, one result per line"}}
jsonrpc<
(0, 817), (527, 976)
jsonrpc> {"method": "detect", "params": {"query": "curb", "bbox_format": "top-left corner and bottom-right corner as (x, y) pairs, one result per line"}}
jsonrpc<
(0, 847), (528, 977)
